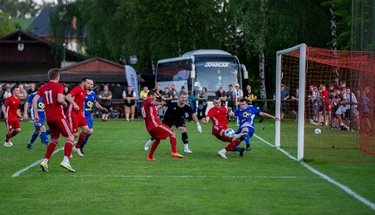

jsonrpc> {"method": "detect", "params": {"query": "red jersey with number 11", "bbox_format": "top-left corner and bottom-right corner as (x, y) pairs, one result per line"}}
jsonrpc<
(37, 81), (66, 120)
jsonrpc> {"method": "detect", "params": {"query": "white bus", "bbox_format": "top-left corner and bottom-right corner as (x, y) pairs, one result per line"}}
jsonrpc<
(156, 49), (248, 98)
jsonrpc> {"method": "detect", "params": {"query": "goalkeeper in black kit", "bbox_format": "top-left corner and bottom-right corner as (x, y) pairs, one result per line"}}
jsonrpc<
(144, 91), (202, 153)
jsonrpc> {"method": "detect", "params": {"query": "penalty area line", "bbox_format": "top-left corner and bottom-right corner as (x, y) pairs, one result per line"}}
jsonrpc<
(11, 147), (64, 178)
(254, 134), (375, 212)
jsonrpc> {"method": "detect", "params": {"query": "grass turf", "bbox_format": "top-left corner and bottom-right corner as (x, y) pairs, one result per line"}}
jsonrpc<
(0, 119), (374, 214)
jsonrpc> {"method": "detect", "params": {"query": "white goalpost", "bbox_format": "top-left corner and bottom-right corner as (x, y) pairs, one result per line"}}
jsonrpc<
(275, 43), (307, 161)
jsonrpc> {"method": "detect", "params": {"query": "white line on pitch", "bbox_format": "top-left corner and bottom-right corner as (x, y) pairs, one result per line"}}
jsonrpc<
(254, 134), (375, 212)
(11, 147), (64, 178)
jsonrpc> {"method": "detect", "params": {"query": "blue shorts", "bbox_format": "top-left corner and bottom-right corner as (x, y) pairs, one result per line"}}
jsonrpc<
(236, 126), (254, 138)
(33, 113), (46, 130)
(85, 116), (93, 129)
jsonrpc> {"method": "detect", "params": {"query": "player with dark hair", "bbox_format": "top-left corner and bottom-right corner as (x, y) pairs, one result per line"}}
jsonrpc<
(24, 82), (50, 150)
(65, 78), (93, 157)
(144, 91), (202, 153)
(202, 97), (246, 159)
(33, 68), (75, 172)
(228, 98), (279, 151)
(80, 80), (107, 154)
(141, 91), (184, 160)
(2, 85), (22, 147)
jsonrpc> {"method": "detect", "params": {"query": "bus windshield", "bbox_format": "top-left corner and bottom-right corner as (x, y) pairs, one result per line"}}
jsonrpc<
(193, 56), (239, 95)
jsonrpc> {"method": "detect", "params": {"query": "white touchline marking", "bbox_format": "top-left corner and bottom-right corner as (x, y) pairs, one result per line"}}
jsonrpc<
(11, 147), (64, 177)
(19, 175), (318, 179)
(254, 134), (375, 211)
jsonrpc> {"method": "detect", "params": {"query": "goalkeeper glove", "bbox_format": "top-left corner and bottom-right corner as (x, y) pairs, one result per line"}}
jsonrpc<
(196, 122), (202, 133)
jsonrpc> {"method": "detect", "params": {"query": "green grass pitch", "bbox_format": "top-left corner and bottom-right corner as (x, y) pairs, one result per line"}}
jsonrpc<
(0, 119), (374, 214)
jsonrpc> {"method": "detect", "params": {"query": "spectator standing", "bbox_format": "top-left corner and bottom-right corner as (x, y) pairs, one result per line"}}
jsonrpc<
(123, 86), (137, 121)
(234, 84), (243, 107)
(3, 84), (12, 100)
(215, 87), (227, 106)
(197, 87), (208, 119)
(18, 84), (28, 116)
(98, 85), (112, 121)
(244, 85), (257, 105)
(27, 83), (37, 95)
(139, 86), (149, 100)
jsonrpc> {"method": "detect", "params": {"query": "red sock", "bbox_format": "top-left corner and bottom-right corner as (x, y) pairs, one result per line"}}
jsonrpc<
(64, 140), (74, 158)
(225, 140), (241, 151)
(45, 140), (58, 159)
(76, 132), (87, 148)
(10, 130), (19, 138)
(148, 141), (160, 158)
(170, 136), (177, 153)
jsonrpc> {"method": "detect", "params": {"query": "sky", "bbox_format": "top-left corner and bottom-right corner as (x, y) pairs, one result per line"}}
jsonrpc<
(32, 0), (58, 5)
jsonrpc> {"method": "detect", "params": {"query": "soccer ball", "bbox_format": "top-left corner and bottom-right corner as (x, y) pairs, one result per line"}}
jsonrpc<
(225, 128), (236, 138)
(315, 128), (321, 134)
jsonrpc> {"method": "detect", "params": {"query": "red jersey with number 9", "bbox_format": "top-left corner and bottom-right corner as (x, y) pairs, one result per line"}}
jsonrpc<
(37, 81), (66, 120)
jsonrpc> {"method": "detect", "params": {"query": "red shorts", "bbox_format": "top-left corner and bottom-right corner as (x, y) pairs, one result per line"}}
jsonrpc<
(47, 117), (73, 139)
(68, 113), (88, 133)
(149, 124), (174, 141)
(212, 126), (232, 143)
(325, 101), (331, 112)
(4, 118), (20, 130)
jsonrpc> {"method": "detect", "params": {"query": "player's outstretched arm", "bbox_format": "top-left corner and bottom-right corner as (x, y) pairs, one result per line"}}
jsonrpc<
(260, 112), (280, 122)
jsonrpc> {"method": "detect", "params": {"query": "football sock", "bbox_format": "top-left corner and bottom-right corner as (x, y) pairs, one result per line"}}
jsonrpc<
(64, 140), (74, 158)
(40, 132), (49, 144)
(76, 132), (87, 148)
(243, 131), (250, 148)
(170, 136), (177, 153)
(225, 140), (241, 151)
(149, 141), (160, 158)
(182, 132), (188, 144)
(29, 132), (39, 144)
(80, 133), (91, 150)
(232, 147), (243, 152)
(45, 140), (58, 159)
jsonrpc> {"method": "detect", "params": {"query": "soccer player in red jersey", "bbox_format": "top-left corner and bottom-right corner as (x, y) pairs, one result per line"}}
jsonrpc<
(33, 68), (76, 172)
(65, 78), (92, 157)
(141, 91), (184, 160)
(202, 97), (246, 159)
(2, 85), (22, 147)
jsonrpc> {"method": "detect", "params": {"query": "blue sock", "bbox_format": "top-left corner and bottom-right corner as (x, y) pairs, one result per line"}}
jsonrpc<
(243, 131), (250, 148)
(232, 147), (243, 151)
(80, 133), (91, 150)
(40, 132), (49, 145)
(29, 133), (38, 143)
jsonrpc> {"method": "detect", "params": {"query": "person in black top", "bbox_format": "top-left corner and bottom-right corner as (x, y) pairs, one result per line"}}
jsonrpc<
(144, 92), (202, 153)
(215, 87), (227, 106)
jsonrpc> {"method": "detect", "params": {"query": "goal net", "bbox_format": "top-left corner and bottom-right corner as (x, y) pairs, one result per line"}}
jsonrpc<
(276, 44), (375, 163)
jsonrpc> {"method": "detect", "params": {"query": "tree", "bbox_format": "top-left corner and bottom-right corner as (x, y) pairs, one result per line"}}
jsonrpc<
(0, 11), (16, 36)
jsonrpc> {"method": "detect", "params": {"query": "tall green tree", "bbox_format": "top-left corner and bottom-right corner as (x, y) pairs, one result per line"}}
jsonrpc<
(0, 11), (16, 36)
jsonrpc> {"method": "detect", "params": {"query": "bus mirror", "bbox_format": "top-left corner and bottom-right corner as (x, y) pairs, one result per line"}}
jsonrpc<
(241, 64), (248, 79)
(191, 64), (196, 79)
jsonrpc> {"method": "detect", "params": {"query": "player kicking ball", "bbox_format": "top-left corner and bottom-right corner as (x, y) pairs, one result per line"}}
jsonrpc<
(227, 98), (279, 152)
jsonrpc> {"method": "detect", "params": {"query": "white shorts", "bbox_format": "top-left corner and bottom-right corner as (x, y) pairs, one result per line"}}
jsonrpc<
(336, 106), (347, 115)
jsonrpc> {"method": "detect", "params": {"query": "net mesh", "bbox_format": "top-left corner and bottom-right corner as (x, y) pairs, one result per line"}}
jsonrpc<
(279, 46), (375, 163)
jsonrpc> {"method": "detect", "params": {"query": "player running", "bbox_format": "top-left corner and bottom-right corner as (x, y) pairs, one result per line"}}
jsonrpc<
(144, 91), (202, 153)
(141, 91), (184, 160)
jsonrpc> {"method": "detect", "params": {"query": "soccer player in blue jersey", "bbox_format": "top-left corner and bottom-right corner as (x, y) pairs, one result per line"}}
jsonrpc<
(23, 84), (50, 150)
(229, 98), (279, 151)
(79, 81), (107, 154)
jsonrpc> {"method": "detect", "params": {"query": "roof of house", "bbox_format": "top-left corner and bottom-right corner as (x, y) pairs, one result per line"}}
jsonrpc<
(29, 7), (57, 37)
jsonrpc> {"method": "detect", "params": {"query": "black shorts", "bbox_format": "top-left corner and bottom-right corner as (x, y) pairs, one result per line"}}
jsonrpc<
(162, 118), (185, 128)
